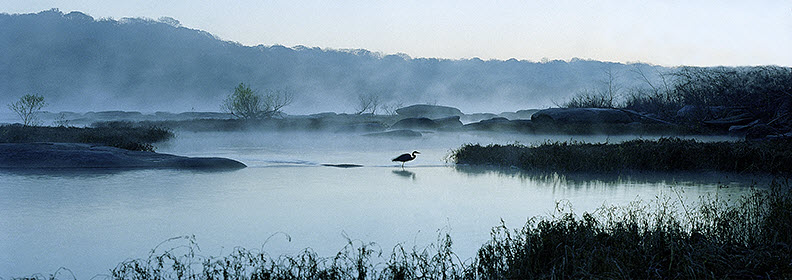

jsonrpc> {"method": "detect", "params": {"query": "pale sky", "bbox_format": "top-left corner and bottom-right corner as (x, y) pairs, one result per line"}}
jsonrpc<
(2, 0), (791, 66)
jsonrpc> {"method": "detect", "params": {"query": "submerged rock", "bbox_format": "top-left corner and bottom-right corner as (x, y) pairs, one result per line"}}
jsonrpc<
(0, 143), (246, 170)
(321, 163), (363, 168)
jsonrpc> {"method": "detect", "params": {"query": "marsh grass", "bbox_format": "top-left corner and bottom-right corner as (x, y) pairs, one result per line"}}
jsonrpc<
(0, 122), (173, 151)
(11, 182), (784, 280)
(475, 182), (792, 279)
(107, 232), (468, 280)
(452, 137), (792, 174)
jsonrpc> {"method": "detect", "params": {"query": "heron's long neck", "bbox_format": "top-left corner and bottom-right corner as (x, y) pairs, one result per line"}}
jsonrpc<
(411, 152), (417, 158)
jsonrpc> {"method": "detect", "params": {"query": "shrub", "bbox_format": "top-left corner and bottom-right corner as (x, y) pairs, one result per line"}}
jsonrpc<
(222, 83), (294, 119)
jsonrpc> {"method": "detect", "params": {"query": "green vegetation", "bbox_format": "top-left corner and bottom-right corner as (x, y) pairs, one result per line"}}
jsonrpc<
(0, 121), (173, 151)
(222, 83), (294, 120)
(8, 94), (46, 126)
(452, 138), (792, 174)
(18, 182), (787, 279)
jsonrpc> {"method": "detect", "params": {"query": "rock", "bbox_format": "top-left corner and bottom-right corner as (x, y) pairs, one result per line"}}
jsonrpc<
(728, 119), (761, 135)
(461, 113), (498, 123)
(463, 118), (533, 132)
(84, 111), (144, 120)
(531, 108), (634, 124)
(0, 143), (246, 170)
(362, 129), (422, 138)
(395, 105), (463, 118)
(676, 105), (728, 120)
(174, 112), (233, 120)
(391, 117), (439, 130)
(309, 112), (338, 118)
(321, 163), (363, 168)
(745, 124), (776, 140)
(334, 122), (387, 133)
(620, 109), (675, 125)
(499, 109), (539, 120)
(676, 105), (700, 120)
(432, 116), (463, 129)
(703, 113), (755, 127)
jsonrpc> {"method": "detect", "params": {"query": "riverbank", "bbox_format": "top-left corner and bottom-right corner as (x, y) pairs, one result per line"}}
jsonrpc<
(452, 137), (792, 174)
(92, 181), (790, 279)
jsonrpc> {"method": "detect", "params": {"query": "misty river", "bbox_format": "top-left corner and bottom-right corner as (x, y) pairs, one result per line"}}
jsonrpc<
(0, 131), (764, 278)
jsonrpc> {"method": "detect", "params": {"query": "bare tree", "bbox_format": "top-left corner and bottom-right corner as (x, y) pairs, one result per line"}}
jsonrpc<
(8, 94), (46, 126)
(261, 89), (294, 118)
(222, 83), (293, 119)
(564, 68), (622, 108)
(355, 93), (381, 115)
(601, 67), (622, 107)
(381, 100), (405, 116)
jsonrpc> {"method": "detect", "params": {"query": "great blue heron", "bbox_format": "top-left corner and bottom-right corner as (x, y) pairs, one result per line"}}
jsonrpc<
(393, 151), (420, 168)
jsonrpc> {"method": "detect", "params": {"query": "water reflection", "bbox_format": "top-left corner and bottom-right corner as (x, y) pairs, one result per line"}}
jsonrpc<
(392, 169), (416, 181)
(452, 165), (771, 188)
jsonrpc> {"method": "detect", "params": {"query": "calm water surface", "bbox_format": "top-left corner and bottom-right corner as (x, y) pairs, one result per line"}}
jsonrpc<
(0, 131), (760, 278)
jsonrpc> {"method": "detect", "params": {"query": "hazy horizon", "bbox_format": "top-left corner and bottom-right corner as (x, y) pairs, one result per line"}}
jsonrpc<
(2, 1), (790, 67)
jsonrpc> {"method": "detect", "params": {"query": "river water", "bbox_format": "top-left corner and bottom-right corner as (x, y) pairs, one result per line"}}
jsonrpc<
(0, 131), (761, 278)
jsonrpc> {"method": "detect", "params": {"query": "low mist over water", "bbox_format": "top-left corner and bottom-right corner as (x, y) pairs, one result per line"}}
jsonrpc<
(2, 3), (790, 278)
(0, 131), (760, 278)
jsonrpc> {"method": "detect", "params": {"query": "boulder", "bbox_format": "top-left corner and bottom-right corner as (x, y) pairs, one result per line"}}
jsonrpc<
(395, 105), (463, 119)
(463, 118), (533, 132)
(391, 117), (439, 130)
(703, 113), (756, 127)
(84, 111), (144, 120)
(308, 112), (338, 118)
(745, 124), (777, 140)
(432, 116), (463, 129)
(461, 113), (498, 123)
(363, 129), (422, 138)
(728, 120), (761, 135)
(499, 109), (539, 120)
(334, 122), (387, 133)
(620, 109), (675, 125)
(531, 108), (634, 124)
(174, 111), (233, 120)
(0, 143), (246, 170)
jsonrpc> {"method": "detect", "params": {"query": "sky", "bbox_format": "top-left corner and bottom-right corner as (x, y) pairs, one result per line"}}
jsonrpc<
(1, 0), (791, 67)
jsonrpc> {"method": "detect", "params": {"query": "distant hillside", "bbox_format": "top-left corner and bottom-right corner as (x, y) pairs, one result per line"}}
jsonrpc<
(0, 9), (671, 114)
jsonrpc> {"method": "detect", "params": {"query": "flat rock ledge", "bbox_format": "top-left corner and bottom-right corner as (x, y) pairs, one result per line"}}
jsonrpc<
(0, 143), (246, 170)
